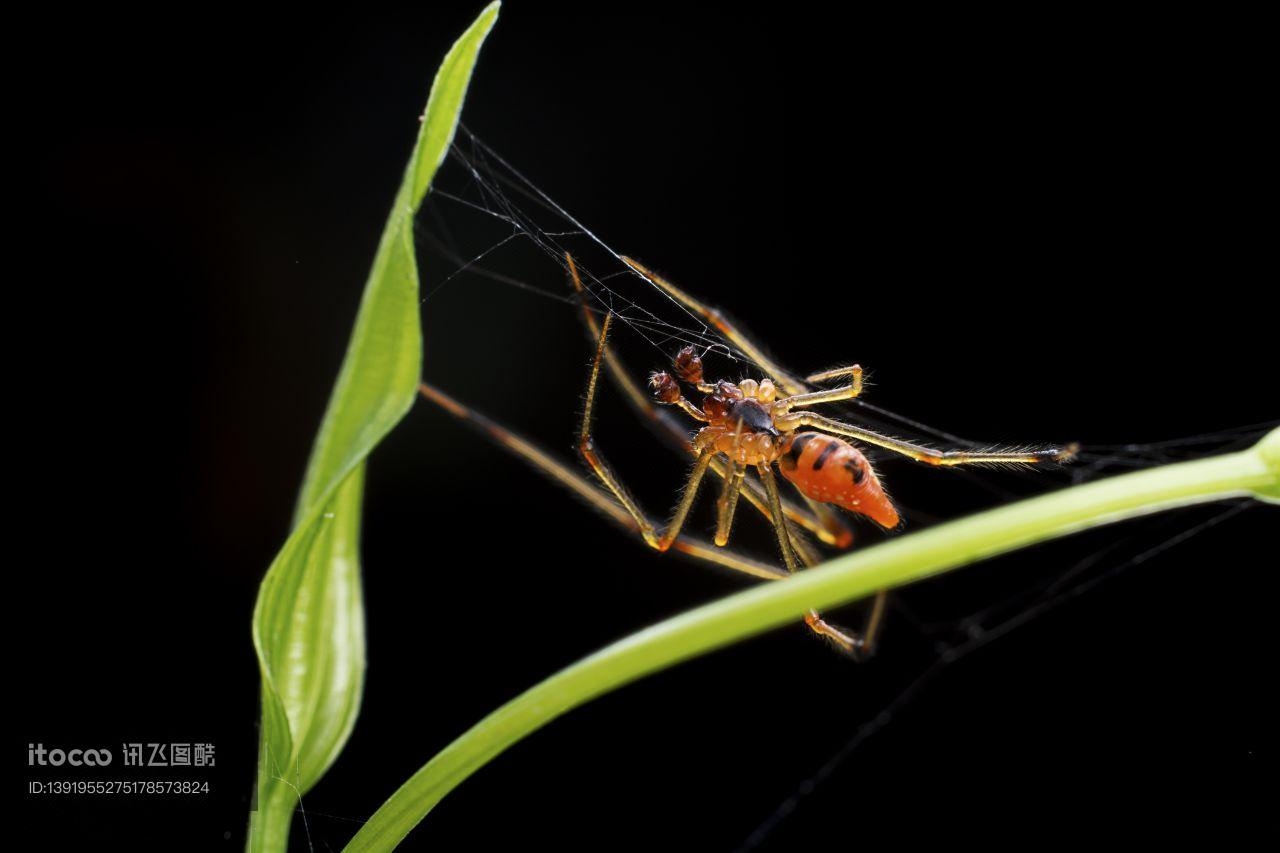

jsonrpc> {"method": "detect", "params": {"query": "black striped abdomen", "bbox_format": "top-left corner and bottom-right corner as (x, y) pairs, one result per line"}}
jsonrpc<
(777, 432), (900, 528)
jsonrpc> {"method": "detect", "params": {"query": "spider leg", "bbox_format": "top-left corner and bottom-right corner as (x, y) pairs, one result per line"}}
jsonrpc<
(619, 255), (808, 397)
(715, 458), (747, 547)
(579, 315), (721, 552)
(776, 411), (1079, 467)
(757, 462), (888, 660)
(565, 252), (853, 550)
(420, 382), (786, 581)
(781, 365), (864, 408)
(418, 344), (886, 658)
(566, 253), (688, 435)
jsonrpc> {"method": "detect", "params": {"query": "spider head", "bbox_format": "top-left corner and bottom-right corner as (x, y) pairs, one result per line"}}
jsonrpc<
(729, 398), (779, 436)
(701, 380), (740, 419)
(703, 381), (778, 436)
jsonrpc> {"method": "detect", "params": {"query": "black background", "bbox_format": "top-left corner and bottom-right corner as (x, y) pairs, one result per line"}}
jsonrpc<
(20, 3), (1277, 850)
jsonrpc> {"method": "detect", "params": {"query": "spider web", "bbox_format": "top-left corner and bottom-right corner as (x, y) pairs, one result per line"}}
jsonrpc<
(420, 127), (752, 364)
(416, 124), (1274, 503)
(419, 128), (1136, 473)
(396, 126), (1276, 848)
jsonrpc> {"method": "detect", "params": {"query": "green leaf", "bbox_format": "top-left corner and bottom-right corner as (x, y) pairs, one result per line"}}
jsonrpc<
(345, 428), (1279, 852)
(247, 4), (501, 851)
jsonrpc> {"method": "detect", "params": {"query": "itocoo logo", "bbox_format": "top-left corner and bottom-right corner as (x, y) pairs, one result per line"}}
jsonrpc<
(28, 744), (113, 766)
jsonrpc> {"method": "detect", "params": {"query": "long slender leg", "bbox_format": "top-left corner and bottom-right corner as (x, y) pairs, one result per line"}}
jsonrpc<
(755, 464), (803, 573)
(781, 365), (864, 408)
(716, 461), (746, 547)
(805, 365), (864, 386)
(566, 254), (682, 428)
(777, 411), (1079, 467)
(578, 314), (720, 551)
(620, 255), (808, 396)
(565, 252), (853, 548)
(420, 382), (787, 581)
(757, 463), (885, 659)
(857, 590), (889, 659)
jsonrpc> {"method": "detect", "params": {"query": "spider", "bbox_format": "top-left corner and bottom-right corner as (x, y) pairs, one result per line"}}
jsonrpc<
(420, 253), (1078, 658)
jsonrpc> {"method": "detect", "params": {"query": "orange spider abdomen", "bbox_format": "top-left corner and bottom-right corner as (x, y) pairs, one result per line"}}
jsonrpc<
(777, 432), (900, 528)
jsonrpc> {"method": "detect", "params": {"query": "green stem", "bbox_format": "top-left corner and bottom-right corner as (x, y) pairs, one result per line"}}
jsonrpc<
(345, 428), (1279, 852)
(247, 774), (293, 853)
